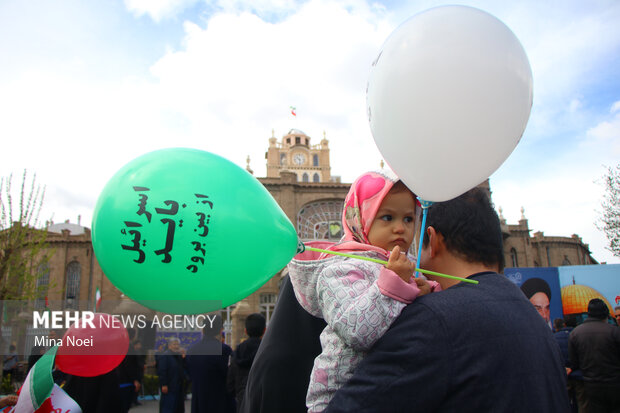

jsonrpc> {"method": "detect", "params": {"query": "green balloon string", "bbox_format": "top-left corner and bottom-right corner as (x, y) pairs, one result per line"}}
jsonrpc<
(302, 245), (478, 285)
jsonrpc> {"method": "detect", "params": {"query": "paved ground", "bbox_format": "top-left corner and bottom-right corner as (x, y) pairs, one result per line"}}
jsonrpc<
(130, 396), (192, 412)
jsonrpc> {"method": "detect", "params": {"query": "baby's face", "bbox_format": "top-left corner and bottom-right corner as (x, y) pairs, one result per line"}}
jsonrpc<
(367, 189), (416, 252)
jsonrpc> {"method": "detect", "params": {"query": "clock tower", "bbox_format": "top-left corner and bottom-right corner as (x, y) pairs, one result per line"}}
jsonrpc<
(265, 128), (333, 183)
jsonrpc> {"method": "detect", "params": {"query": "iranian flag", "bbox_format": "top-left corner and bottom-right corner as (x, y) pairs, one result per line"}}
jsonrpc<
(290, 106), (296, 117)
(11, 347), (81, 413)
(95, 287), (102, 311)
(33, 384), (81, 413)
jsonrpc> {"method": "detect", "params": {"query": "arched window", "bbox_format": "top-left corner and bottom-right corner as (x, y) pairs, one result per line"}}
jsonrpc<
(302, 173), (309, 182)
(260, 293), (277, 325)
(313, 154), (319, 166)
(35, 264), (50, 309)
(313, 173), (320, 183)
(510, 248), (518, 267)
(297, 200), (344, 240)
(280, 153), (286, 165)
(66, 261), (81, 309)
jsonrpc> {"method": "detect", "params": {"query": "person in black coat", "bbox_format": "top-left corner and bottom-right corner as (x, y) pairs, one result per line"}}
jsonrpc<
(186, 316), (233, 413)
(553, 318), (583, 413)
(239, 276), (326, 413)
(227, 313), (266, 408)
(63, 370), (123, 413)
(157, 338), (187, 413)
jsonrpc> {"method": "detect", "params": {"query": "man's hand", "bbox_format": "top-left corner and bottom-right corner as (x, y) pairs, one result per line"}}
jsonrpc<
(134, 380), (141, 392)
(387, 246), (414, 283)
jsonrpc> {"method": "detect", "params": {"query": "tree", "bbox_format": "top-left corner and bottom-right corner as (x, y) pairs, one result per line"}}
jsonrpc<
(597, 164), (620, 258)
(0, 171), (52, 358)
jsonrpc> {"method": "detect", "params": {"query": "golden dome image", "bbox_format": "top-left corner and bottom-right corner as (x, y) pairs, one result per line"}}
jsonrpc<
(561, 281), (613, 315)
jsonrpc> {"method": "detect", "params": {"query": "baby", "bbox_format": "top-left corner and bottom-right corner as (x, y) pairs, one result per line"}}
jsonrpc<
(289, 170), (440, 412)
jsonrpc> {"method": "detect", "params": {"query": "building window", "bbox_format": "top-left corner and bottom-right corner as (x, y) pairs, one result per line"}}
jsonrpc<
(280, 153), (286, 165)
(295, 137), (301, 144)
(286, 138), (290, 144)
(302, 173), (309, 182)
(313, 173), (320, 183)
(260, 293), (277, 325)
(305, 138), (309, 146)
(546, 247), (551, 266)
(35, 264), (50, 310)
(510, 248), (518, 267)
(313, 154), (319, 166)
(65, 261), (81, 309)
(297, 200), (344, 240)
(222, 304), (236, 346)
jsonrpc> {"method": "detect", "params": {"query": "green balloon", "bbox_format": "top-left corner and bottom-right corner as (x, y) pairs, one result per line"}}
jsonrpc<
(92, 148), (299, 314)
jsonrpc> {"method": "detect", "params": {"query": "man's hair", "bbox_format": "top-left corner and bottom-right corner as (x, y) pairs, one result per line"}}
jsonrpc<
(553, 318), (566, 330)
(587, 298), (609, 319)
(423, 187), (505, 271)
(520, 277), (551, 300)
(245, 313), (266, 338)
(615, 306), (620, 312)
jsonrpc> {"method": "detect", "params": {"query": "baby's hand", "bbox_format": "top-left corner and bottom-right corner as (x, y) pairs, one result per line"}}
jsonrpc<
(387, 246), (414, 283)
(415, 278), (432, 296)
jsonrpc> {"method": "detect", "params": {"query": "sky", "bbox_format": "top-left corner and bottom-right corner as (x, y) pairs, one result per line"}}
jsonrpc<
(1, 0), (619, 264)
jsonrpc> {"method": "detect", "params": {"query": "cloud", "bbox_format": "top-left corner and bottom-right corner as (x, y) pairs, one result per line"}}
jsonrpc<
(124, 0), (200, 22)
(147, 0), (393, 178)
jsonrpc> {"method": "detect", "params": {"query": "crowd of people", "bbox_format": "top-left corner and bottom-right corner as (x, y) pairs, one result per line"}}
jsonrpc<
(3, 171), (619, 413)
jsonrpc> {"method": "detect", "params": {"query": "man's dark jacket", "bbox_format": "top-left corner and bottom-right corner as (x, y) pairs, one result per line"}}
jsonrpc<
(327, 272), (570, 412)
(227, 336), (261, 406)
(569, 317), (620, 383)
(186, 336), (233, 413)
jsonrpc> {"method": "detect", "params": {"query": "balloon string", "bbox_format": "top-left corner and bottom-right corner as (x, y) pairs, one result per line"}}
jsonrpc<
(415, 199), (434, 278)
(303, 245), (478, 285)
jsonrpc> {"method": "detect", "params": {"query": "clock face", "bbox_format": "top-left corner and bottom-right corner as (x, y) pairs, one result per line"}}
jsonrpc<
(293, 153), (306, 165)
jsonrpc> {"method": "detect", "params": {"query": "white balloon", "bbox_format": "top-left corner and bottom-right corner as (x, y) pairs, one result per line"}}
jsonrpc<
(367, 5), (533, 202)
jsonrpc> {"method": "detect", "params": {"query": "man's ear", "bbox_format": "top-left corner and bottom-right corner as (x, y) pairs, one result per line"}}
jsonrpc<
(426, 226), (444, 258)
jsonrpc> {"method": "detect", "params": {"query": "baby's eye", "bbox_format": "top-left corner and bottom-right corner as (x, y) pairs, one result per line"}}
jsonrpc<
(380, 215), (393, 221)
(404, 216), (413, 223)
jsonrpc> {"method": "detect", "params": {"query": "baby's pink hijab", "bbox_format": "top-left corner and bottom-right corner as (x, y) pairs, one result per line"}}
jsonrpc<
(320, 170), (408, 258)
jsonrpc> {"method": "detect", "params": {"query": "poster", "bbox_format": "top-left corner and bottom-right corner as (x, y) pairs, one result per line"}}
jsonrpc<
(506, 264), (620, 326)
(558, 264), (620, 324)
(505, 267), (563, 329)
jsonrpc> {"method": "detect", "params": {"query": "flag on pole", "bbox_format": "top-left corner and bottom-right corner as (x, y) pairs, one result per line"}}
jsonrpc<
(95, 287), (101, 312)
(13, 347), (57, 412)
(12, 347), (81, 413)
(290, 106), (296, 117)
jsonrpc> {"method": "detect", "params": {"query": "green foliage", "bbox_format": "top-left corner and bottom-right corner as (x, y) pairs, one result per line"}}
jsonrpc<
(0, 170), (51, 301)
(0, 374), (15, 395)
(597, 164), (620, 257)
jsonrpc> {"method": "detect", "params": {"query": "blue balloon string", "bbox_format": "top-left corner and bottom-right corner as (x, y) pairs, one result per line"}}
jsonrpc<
(415, 199), (433, 277)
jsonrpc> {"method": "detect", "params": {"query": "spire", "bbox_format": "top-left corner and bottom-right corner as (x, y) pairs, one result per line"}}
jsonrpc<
(246, 155), (253, 175)
(380, 159), (385, 169)
(520, 206), (526, 220)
